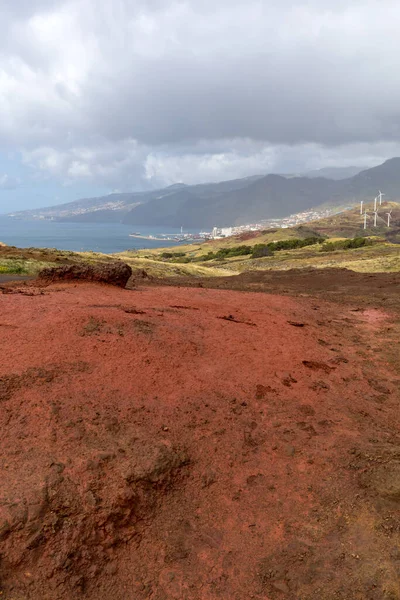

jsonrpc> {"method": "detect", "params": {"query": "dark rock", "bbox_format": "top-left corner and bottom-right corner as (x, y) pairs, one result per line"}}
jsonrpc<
(0, 519), (11, 541)
(38, 262), (132, 288)
(302, 360), (335, 374)
(26, 528), (46, 549)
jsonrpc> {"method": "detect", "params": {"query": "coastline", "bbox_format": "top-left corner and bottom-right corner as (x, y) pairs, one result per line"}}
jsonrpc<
(0, 218), (194, 253)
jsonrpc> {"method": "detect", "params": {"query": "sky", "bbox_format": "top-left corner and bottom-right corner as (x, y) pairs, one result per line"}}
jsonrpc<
(1, 0), (400, 212)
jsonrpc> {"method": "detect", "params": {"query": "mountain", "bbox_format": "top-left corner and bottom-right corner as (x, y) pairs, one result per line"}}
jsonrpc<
(9, 158), (400, 229)
(8, 186), (196, 222)
(344, 157), (400, 196)
(9, 175), (264, 224)
(122, 158), (400, 228)
(123, 175), (342, 228)
(9, 192), (143, 221)
(304, 166), (367, 180)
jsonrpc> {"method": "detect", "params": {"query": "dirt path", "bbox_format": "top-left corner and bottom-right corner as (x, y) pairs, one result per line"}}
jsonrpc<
(0, 282), (399, 599)
(0, 275), (34, 283)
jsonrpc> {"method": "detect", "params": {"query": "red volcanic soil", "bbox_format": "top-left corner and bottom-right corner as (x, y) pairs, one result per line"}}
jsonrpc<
(0, 281), (399, 599)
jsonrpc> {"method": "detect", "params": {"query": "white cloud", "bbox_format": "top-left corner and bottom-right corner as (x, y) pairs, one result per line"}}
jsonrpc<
(1, 0), (400, 190)
(0, 174), (20, 190)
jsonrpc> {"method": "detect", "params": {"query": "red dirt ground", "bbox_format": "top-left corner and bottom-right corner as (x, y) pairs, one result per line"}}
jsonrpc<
(0, 280), (399, 599)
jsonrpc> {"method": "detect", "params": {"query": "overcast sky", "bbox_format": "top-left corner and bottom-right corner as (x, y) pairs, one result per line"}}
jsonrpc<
(1, 0), (400, 210)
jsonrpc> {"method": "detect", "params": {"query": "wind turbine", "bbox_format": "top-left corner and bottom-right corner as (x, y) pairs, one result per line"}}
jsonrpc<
(363, 210), (369, 230)
(374, 196), (378, 211)
(378, 190), (385, 205)
(373, 210), (379, 227)
(360, 200), (364, 215)
(386, 209), (392, 227)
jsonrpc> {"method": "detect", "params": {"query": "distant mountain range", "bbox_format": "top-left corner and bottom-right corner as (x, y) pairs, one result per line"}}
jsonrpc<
(303, 165), (367, 180)
(9, 159), (400, 229)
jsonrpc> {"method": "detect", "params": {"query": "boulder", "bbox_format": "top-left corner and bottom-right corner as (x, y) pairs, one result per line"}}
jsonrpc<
(38, 262), (132, 288)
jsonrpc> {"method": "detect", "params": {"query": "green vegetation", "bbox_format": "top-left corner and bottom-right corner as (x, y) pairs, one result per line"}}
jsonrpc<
(251, 244), (274, 258)
(252, 236), (324, 255)
(160, 251), (187, 259)
(201, 245), (253, 261)
(157, 237), (324, 264)
(320, 237), (374, 252)
(1, 203), (399, 280)
(0, 260), (29, 274)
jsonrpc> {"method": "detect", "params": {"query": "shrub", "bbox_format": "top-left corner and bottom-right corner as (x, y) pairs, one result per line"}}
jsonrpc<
(200, 245), (253, 261)
(0, 260), (27, 274)
(173, 257), (191, 263)
(161, 251), (187, 259)
(320, 237), (373, 252)
(266, 237), (323, 252)
(251, 244), (274, 258)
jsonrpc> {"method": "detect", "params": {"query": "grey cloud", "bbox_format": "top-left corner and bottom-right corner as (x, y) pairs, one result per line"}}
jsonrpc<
(1, 0), (400, 188)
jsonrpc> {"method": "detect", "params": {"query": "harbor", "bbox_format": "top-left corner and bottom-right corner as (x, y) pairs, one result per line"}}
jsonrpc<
(128, 230), (207, 242)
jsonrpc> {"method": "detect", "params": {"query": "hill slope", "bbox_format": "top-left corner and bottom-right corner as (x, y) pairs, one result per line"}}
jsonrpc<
(123, 174), (341, 228)
(123, 157), (400, 228)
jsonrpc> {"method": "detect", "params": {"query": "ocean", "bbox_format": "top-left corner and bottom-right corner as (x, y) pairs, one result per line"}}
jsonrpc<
(0, 218), (199, 254)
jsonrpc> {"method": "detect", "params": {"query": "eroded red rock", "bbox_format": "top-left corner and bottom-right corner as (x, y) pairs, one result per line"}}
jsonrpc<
(38, 261), (132, 287)
(0, 282), (399, 599)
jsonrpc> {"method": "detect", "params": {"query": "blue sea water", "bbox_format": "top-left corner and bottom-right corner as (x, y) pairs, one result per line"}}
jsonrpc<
(0, 218), (199, 254)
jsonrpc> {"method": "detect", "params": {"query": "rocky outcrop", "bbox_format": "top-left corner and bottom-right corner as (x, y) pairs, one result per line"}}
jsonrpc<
(0, 441), (189, 597)
(38, 262), (132, 287)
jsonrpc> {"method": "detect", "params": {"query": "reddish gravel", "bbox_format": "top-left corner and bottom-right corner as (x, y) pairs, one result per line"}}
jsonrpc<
(0, 282), (399, 599)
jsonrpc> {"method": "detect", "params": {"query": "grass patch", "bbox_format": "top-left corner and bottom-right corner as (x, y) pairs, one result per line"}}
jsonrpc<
(0, 260), (29, 274)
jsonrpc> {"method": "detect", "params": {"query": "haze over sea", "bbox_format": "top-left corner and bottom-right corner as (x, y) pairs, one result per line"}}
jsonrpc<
(0, 218), (194, 254)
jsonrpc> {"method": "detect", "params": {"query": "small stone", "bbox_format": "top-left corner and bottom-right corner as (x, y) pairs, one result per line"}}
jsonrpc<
(105, 562), (118, 576)
(98, 452), (115, 462)
(272, 581), (290, 593)
(202, 470), (217, 488)
(85, 491), (99, 507)
(390, 546), (400, 560)
(285, 446), (296, 457)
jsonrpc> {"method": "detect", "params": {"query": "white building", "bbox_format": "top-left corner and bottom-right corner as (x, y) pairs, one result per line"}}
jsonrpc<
(220, 227), (233, 237)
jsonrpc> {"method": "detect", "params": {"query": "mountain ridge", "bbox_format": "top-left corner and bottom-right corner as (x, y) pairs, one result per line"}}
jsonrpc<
(9, 158), (400, 229)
